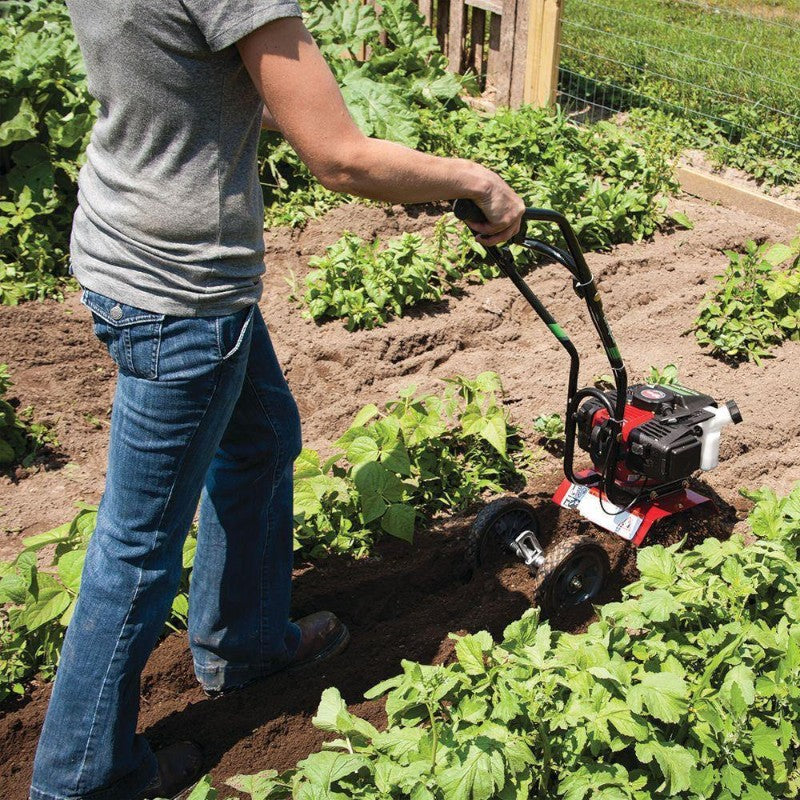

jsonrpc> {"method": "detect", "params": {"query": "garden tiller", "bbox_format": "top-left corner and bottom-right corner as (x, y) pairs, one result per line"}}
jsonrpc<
(453, 199), (742, 614)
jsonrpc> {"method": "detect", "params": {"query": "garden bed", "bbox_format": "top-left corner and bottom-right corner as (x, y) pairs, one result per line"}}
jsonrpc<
(0, 192), (799, 796)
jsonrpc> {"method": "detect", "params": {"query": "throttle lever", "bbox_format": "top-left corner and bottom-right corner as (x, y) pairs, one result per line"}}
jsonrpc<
(453, 198), (527, 245)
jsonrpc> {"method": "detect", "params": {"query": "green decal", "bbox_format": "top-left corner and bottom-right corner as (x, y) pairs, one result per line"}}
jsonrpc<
(607, 346), (621, 361)
(548, 323), (569, 341)
(669, 383), (698, 396)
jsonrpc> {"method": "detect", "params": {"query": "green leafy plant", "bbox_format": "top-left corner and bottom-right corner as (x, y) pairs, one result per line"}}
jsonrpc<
(0, 363), (56, 468)
(294, 372), (530, 557)
(533, 412), (565, 449)
(303, 231), (445, 330)
(301, 216), (491, 329)
(0, 0), (96, 304)
(645, 363), (679, 386)
(0, 504), (196, 702)
(694, 237), (800, 363)
(190, 482), (800, 800)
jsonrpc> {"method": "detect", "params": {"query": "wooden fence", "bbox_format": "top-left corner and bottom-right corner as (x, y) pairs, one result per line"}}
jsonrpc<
(416, 0), (563, 108)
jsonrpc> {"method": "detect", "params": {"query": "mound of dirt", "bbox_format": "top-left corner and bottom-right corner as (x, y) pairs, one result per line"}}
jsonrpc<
(0, 194), (798, 796)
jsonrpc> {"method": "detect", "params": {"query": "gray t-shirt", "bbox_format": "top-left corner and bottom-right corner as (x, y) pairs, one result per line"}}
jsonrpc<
(67, 0), (302, 317)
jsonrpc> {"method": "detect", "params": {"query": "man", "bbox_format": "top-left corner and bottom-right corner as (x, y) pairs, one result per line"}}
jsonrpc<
(30, 1), (524, 798)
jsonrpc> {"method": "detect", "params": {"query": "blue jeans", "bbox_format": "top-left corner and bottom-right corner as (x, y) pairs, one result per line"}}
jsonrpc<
(30, 290), (302, 800)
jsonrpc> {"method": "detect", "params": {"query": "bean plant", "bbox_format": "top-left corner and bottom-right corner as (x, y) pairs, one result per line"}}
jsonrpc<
(533, 413), (565, 449)
(293, 372), (530, 557)
(301, 217), (488, 329)
(694, 237), (800, 363)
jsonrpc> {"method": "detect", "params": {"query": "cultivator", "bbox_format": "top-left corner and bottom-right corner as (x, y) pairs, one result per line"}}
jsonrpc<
(453, 199), (742, 614)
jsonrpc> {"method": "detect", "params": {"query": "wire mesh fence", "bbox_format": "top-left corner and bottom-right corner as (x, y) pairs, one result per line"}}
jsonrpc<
(557, 0), (800, 187)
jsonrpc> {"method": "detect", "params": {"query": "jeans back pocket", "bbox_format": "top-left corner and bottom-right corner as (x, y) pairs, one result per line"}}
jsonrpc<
(82, 290), (165, 380)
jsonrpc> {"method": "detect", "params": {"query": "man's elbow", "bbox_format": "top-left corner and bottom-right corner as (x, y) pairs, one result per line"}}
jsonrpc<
(310, 140), (370, 194)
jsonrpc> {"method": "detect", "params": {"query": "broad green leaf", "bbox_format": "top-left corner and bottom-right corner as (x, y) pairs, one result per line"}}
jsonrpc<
(635, 739), (695, 794)
(381, 503), (415, 542)
(171, 592), (189, 619)
(313, 687), (379, 741)
(637, 588), (679, 621)
(57, 548), (85, 592)
(295, 449), (323, 479)
(361, 493), (387, 524)
(636, 546), (677, 587)
(669, 211), (694, 230)
(21, 522), (73, 552)
(352, 460), (389, 496)
(454, 631), (493, 675)
(380, 440), (412, 476)
(763, 243), (794, 267)
(296, 751), (370, 788)
(438, 743), (505, 800)
(185, 776), (217, 800)
(22, 585), (72, 631)
(0, 571), (28, 604)
(0, 97), (38, 147)
(341, 72), (419, 147)
(750, 723), (784, 763)
(351, 403), (380, 428)
(347, 435), (380, 466)
(182, 534), (197, 569)
(225, 769), (282, 800)
(479, 407), (507, 456)
(628, 671), (688, 723)
(720, 764), (745, 796)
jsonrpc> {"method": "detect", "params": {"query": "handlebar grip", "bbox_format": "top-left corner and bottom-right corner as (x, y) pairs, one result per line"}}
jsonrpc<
(453, 198), (487, 224)
(452, 198), (527, 244)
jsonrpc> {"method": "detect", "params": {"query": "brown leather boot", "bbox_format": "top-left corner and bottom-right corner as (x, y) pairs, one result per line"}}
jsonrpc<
(141, 741), (203, 799)
(288, 611), (350, 670)
(203, 611), (350, 697)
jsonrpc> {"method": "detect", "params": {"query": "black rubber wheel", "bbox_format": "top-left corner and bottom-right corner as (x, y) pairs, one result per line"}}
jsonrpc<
(534, 535), (610, 616)
(467, 496), (540, 569)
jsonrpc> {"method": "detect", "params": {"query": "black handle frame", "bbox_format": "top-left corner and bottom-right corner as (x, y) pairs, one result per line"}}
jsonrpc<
(453, 199), (630, 506)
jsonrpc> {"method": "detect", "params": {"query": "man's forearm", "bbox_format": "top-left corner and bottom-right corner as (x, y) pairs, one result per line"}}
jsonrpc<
(318, 136), (493, 205)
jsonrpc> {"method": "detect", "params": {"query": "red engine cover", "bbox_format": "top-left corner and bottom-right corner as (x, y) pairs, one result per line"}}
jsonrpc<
(591, 403), (654, 442)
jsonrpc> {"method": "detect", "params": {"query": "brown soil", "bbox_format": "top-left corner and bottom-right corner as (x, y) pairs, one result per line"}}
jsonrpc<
(1, 194), (798, 796)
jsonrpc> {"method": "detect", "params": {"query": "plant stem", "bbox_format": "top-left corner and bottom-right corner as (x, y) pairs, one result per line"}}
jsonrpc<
(428, 703), (438, 774)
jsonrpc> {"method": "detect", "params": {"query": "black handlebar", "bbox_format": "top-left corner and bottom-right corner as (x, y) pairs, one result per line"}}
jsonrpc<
(453, 198), (528, 245)
(452, 198), (631, 506)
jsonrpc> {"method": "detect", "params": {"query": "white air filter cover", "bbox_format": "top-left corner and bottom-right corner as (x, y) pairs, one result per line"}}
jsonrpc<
(698, 404), (735, 471)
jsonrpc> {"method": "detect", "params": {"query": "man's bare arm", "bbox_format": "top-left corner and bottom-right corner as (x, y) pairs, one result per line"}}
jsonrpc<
(237, 17), (524, 246)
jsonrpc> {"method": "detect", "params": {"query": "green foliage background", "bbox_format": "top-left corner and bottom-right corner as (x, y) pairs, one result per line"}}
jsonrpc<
(560, 0), (800, 187)
(0, 0), (95, 305)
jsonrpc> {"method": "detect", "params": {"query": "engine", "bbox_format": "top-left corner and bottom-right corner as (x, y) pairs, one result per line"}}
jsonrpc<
(575, 384), (742, 486)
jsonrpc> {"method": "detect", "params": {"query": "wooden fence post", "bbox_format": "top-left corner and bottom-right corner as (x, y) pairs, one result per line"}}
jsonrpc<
(523, 0), (563, 106)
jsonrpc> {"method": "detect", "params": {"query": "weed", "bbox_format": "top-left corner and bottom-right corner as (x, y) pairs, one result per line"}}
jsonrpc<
(533, 413), (565, 449)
